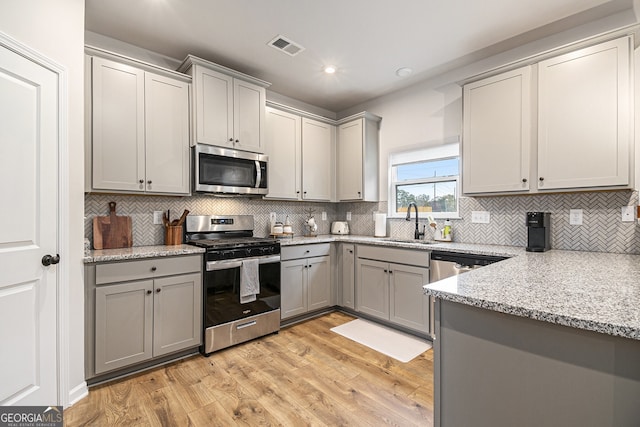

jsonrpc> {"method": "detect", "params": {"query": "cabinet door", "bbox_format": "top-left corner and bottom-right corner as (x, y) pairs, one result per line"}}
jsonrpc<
(153, 273), (202, 357)
(337, 119), (364, 200)
(356, 258), (389, 320)
(234, 79), (266, 153)
(92, 57), (145, 192)
(144, 72), (190, 194)
(389, 263), (430, 332)
(95, 280), (153, 374)
(194, 65), (233, 147)
(538, 37), (630, 190)
(307, 256), (331, 311)
(301, 118), (333, 201)
(340, 244), (356, 309)
(264, 107), (301, 200)
(281, 259), (308, 319)
(462, 66), (532, 194)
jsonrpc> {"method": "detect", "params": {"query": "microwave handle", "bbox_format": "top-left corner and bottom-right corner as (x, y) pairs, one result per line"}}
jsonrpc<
(255, 160), (261, 188)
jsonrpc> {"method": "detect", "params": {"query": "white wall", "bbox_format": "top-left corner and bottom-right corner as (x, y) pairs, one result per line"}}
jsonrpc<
(1, 0), (86, 406)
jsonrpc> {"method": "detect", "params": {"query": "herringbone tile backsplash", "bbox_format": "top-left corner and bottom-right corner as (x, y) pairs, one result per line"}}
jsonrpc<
(85, 190), (640, 254)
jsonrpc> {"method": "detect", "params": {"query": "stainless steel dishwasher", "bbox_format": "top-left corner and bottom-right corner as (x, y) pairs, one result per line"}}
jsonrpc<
(429, 251), (507, 336)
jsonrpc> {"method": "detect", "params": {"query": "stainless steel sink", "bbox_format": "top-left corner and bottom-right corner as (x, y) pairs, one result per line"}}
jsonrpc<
(384, 238), (434, 245)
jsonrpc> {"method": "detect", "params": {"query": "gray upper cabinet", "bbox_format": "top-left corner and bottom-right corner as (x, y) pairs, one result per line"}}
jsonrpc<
(337, 112), (380, 201)
(264, 105), (335, 201)
(179, 55), (270, 154)
(462, 66), (532, 194)
(463, 36), (632, 195)
(88, 54), (190, 195)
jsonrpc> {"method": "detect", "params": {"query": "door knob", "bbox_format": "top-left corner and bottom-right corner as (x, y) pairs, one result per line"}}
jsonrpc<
(42, 254), (60, 266)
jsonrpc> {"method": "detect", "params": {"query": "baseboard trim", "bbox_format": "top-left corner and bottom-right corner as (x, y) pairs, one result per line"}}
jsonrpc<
(66, 382), (89, 408)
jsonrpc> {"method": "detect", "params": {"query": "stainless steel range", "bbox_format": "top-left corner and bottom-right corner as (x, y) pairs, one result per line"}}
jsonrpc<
(185, 215), (280, 355)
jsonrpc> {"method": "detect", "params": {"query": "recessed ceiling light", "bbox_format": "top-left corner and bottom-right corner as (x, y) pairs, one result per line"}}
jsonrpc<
(396, 67), (413, 77)
(324, 65), (337, 74)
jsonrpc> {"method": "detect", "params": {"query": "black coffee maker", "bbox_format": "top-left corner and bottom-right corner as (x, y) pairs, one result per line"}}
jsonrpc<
(526, 212), (551, 252)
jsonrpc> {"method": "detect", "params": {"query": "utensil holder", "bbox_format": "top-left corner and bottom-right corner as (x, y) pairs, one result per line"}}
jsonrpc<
(165, 225), (183, 245)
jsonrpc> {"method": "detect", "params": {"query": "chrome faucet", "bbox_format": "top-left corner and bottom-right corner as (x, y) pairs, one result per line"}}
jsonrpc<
(406, 202), (425, 240)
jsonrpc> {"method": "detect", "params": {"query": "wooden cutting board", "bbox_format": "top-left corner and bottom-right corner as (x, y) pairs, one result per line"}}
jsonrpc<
(93, 202), (133, 249)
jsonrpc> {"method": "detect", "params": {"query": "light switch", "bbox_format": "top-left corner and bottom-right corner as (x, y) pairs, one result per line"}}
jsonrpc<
(569, 209), (583, 225)
(322, 211), (327, 221)
(471, 211), (490, 224)
(621, 206), (635, 222)
(153, 211), (163, 225)
(346, 211), (352, 221)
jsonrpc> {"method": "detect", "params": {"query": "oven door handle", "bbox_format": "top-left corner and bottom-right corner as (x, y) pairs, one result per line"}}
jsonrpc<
(206, 260), (243, 271)
(259, 255), (281, 264)
(206, 255), (281, 271)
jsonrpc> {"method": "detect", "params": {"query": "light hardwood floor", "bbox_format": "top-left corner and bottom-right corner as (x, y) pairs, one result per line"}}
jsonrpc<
(64, 311), (434, 426)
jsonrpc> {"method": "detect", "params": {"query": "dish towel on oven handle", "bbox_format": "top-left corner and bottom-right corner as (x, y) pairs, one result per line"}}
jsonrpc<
(240, 258), (260, 303)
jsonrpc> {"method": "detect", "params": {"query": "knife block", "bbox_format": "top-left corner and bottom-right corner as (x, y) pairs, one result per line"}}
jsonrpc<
(165, 225), (183, 245)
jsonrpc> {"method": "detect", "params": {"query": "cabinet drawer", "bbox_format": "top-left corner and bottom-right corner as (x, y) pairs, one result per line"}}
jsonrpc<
(281, 243), (331, 260)
(357, 245), (429, 267)
(96, 255), (202, 285)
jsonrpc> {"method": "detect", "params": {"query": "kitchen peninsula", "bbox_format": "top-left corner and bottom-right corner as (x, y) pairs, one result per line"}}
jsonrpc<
(425, 250), (640, 427)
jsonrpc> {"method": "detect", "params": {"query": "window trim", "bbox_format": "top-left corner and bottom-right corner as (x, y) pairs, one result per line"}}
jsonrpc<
(388, 141), (460, 219)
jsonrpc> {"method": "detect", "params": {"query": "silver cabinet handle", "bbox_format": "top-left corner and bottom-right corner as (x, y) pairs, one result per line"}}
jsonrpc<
(254, 160), (261, 188)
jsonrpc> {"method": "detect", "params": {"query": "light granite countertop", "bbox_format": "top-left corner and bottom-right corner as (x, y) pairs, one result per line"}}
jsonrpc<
(83, 244), (205, 263)
(424, 249), (640, 341)
(83, 234), (640, 341)
(278, 234), (524, 257)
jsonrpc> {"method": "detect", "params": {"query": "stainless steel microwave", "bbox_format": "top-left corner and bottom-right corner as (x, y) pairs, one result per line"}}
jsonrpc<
(193, 144), (268, 196)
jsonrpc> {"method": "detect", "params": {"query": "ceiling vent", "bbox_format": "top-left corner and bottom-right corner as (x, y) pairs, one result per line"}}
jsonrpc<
(268, 35), (305, 57)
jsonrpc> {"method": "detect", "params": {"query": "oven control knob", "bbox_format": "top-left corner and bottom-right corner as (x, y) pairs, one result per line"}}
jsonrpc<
(245, 248), (252, 257)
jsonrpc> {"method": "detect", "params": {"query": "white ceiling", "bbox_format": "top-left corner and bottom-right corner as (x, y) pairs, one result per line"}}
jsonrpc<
(85, 0), (636, 112)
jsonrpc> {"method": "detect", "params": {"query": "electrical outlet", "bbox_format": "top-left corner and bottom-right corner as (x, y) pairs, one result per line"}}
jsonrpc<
(153, 211), (163, 225)
(569, 209), (583, 225)
(621, 206), (635, 222)
(346, 211), (352, 221)
(321, 211), (327, 221)
(269, 212), (276, 223)
(471, 211), (490, 224)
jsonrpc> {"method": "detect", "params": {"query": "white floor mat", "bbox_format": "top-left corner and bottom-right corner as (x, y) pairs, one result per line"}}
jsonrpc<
(330, 318), (432, 363)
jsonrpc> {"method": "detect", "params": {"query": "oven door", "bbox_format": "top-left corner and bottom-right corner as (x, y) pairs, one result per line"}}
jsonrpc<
(204, 255), (280, 328)
(194, 144), (268, 195)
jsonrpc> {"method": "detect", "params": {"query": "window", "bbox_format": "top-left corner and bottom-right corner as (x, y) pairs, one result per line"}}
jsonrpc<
(389, 142), (460, 219)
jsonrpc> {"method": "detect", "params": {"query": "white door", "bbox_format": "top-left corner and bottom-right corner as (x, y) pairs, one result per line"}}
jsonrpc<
(0, 41), (59, 404)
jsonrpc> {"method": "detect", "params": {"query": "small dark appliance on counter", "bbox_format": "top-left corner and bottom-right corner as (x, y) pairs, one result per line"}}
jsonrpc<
(526, 212), (551, 252)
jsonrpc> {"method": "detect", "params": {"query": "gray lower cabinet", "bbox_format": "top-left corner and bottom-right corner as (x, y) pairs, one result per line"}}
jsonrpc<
(339, 244), (355, 309)
(356, 245), (430, 334)
(86, 255), (202, 380)
(281, 243), (331, 320)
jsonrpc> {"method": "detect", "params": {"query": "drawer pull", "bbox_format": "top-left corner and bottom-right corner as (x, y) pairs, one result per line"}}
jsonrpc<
(151, 266), (157, 272)
(237, 320), (257, 330)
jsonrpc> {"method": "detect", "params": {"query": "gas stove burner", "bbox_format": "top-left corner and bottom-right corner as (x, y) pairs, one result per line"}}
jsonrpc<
(190, 237), (276, 249)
